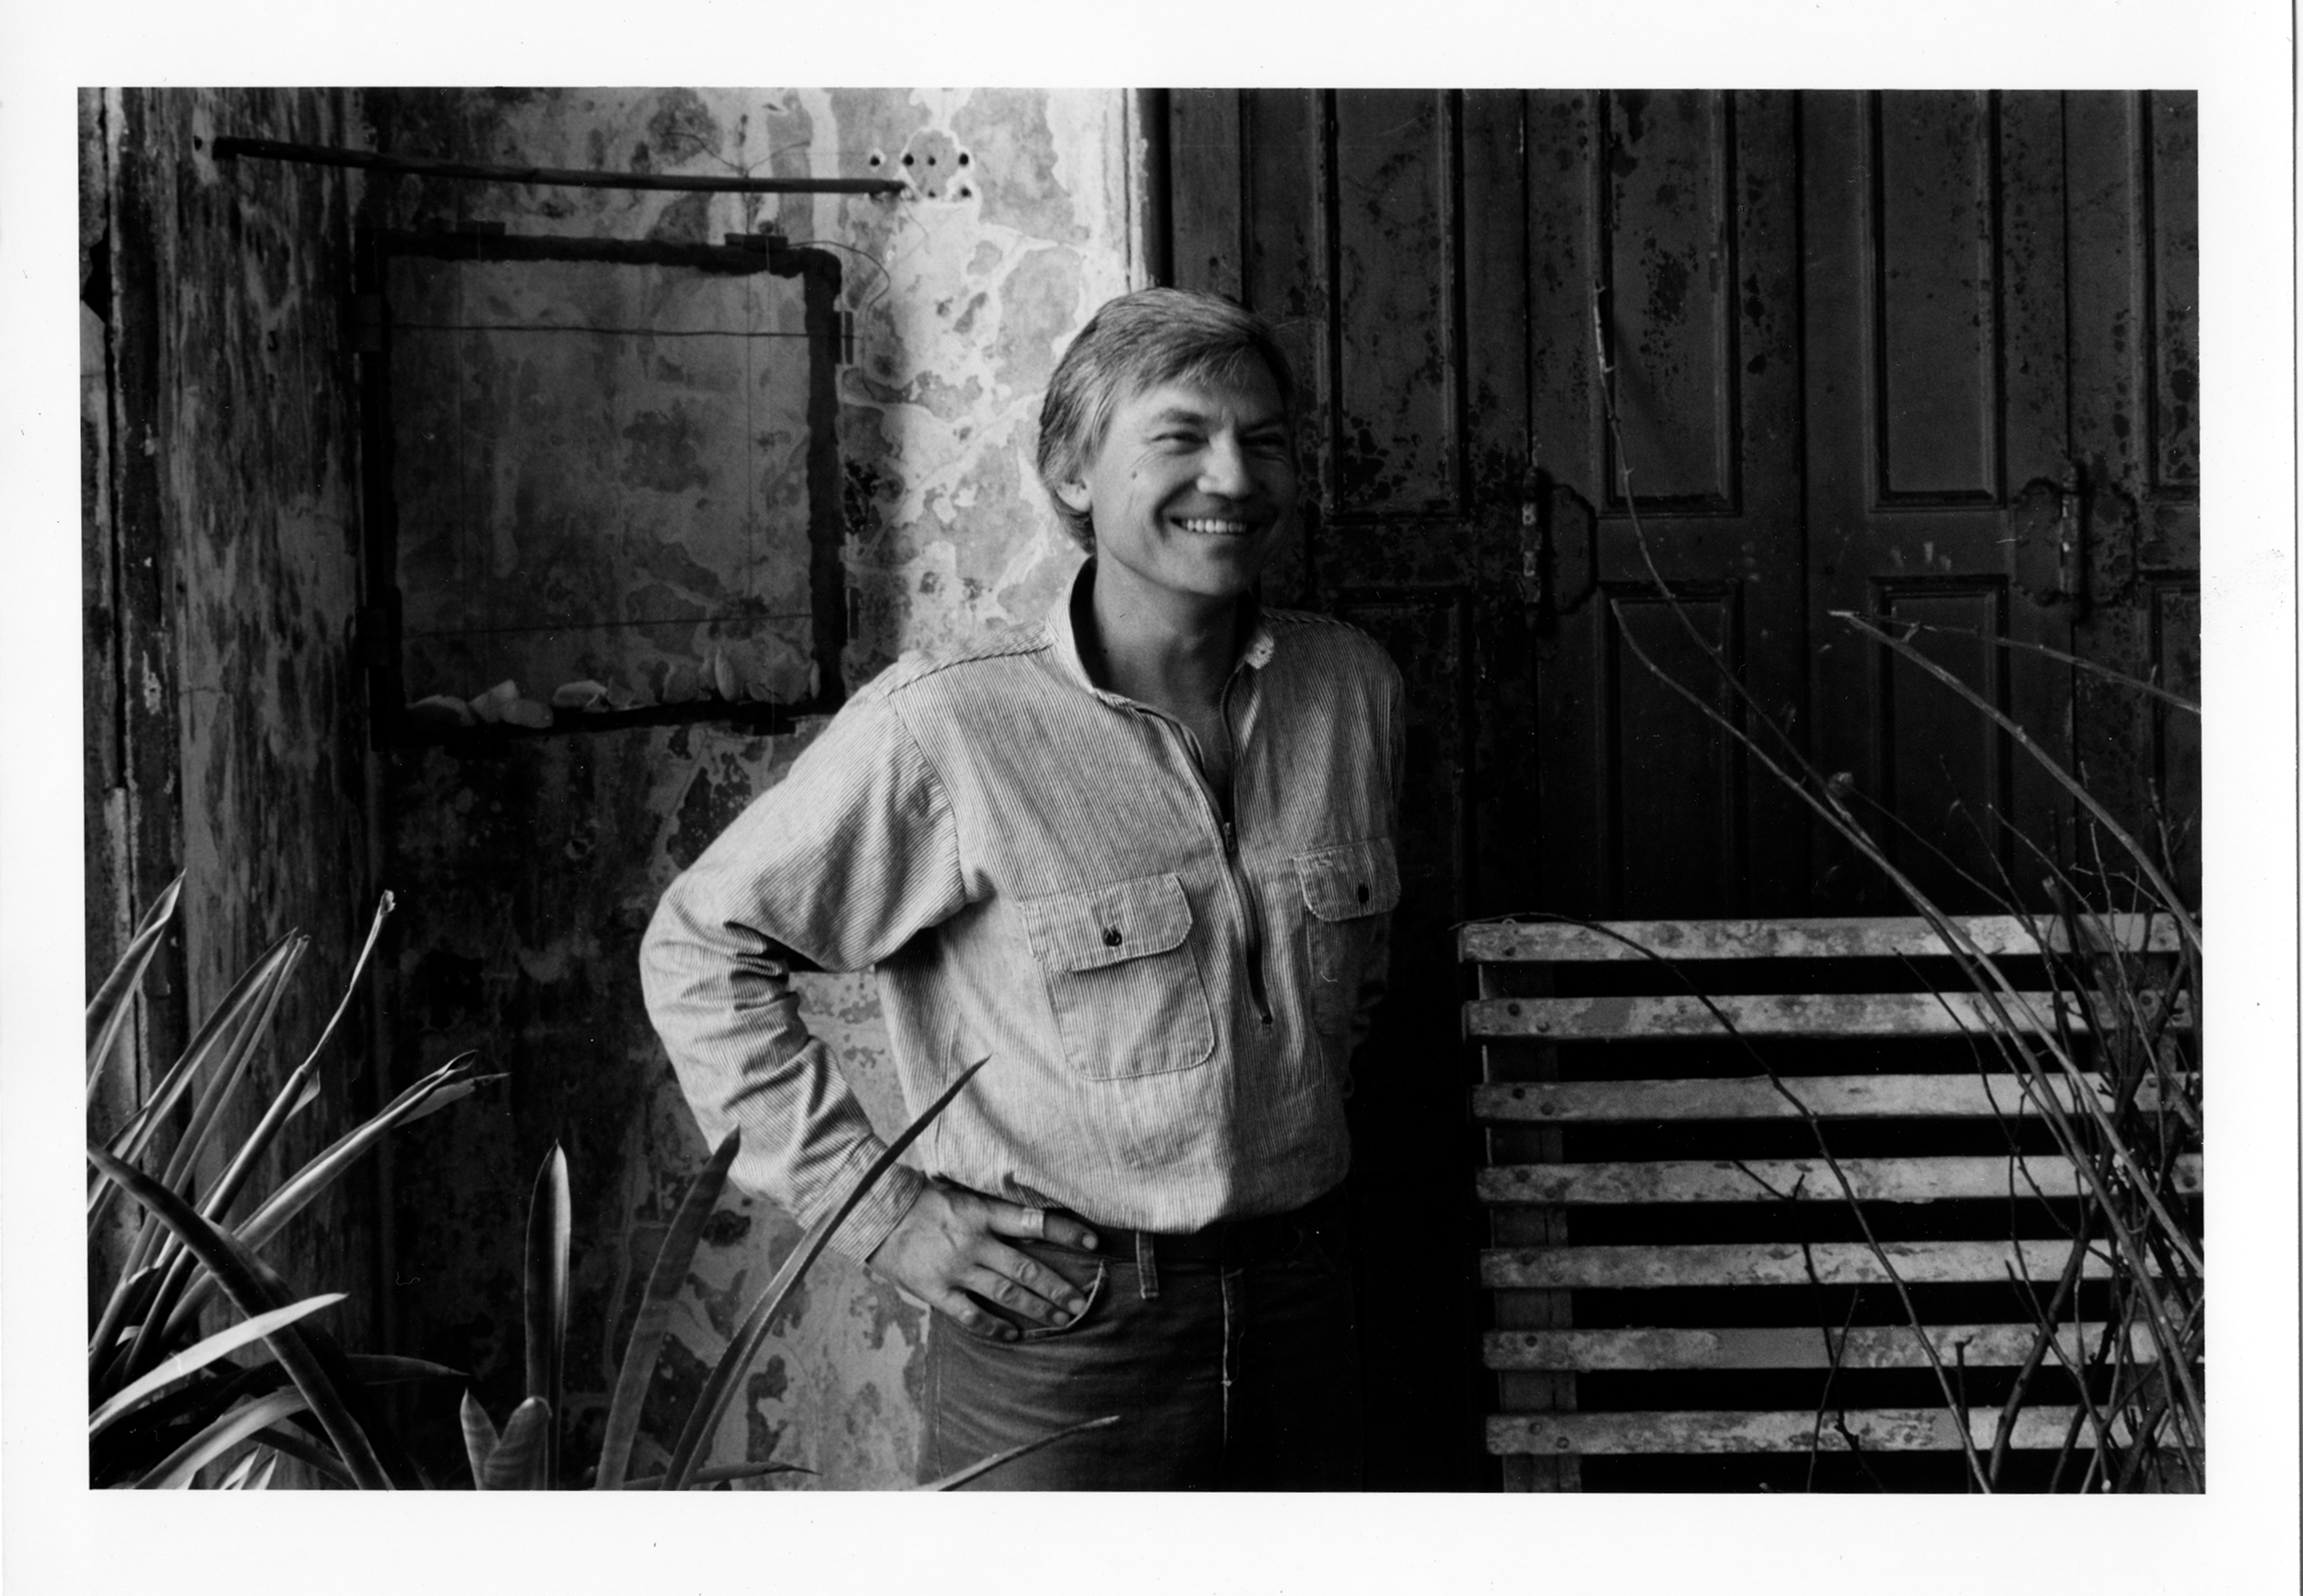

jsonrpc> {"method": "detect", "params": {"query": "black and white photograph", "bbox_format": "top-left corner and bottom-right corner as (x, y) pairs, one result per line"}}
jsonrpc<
(5, 4), (2297, 1592)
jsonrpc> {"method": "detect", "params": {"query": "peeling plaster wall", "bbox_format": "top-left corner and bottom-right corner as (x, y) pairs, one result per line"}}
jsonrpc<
(82, 88), (381, 1343)
(367, 89), (1138, 1487)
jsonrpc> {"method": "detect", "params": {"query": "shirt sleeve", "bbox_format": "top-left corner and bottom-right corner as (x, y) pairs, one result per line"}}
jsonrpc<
(639, 685), (967, 1263)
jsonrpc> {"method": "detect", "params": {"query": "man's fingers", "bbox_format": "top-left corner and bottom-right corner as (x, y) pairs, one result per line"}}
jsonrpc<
(976, 1240), (1092, 1317)
(929, 1287), (1018, 1342)
(874, 1188), (1098, 1337)
(983, 1201), (1100, 1253)
(1038, 1212), (1101, 1252)
(957, 1258), (1079, 1326)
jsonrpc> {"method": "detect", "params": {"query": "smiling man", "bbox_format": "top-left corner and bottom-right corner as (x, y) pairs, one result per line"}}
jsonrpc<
(642, 287), (1404, 1489)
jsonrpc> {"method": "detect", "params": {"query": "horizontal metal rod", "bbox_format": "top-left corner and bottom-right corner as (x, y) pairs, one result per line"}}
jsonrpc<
(212, 136), (908, 196)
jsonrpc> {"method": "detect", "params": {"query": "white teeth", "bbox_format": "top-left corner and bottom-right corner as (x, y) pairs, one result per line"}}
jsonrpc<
(1177, 518), (1251, 535)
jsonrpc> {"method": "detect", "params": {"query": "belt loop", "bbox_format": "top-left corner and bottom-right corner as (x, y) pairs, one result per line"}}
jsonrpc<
(1134, 1229), (1160, 1300)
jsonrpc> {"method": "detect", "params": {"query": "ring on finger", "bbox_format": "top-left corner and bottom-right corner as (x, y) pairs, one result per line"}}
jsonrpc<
(1019, 1206), (1045, 1238)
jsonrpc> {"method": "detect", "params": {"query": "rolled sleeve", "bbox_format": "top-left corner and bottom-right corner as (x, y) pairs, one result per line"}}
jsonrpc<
(640, 690), (965, 1262)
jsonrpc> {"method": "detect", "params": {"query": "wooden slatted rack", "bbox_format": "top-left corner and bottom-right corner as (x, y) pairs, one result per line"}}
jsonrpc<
(1465, 914), (2192, 1491)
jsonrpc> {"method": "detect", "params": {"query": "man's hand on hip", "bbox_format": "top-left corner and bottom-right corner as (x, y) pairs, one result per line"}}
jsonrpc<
(867, 1183), (1099, 1341)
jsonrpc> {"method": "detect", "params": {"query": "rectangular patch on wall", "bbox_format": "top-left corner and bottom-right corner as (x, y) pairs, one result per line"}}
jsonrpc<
(361, 228), (846, 743)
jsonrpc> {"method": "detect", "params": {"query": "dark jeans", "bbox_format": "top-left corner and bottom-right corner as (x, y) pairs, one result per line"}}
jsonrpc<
(922, 1196), (1363, 1490)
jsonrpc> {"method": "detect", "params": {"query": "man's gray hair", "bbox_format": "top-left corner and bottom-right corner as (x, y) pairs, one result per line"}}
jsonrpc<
(1035, 287), (1297, 553)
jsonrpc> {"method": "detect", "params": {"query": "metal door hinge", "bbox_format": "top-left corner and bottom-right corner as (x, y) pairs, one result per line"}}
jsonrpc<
(2056, 464), (2090, 621)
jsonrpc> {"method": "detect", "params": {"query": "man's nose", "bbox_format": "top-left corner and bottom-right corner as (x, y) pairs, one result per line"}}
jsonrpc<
(1198, 432), (1254, 496)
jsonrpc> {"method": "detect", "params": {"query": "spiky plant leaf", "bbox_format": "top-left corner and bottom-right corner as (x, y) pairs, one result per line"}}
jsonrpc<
(88, 1261), (164, 1379)
(216, 1449), (264, 1491)
(914, 1415), (1122, 1491)
(459, 1391), (501, 1488)
(593, 1128), (740, 1489)
(116, 933), (310, 1383)
(250, 1425), (356, 1488)
(156, 934), (308, 1197)
(615, 1462), (811, 1490)
(523, 1144), (570, 1488)
(481, 1397), (552, 1491)
(89, 930), (301, 1231)
(87, 872), (183, 1096)
(180, 893), (402, 1247)
(85, 1145), (392, 1490)
(159, 1052), (486, 1339)
(661, 1057), (986, 1491)
(392, 1074), (504, 1128)
(91, 1293), (345, 1435)
(343, 1355), (464, 1385)
(139, 1389), (309, 1489)
(237, 1052), (487, 1255)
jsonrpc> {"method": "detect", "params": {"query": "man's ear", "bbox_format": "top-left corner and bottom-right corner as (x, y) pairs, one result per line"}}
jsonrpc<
(1055, 479), (1092, 514)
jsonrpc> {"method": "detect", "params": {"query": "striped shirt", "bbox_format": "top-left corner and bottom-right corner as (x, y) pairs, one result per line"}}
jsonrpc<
(640, 561), (1405, 1262)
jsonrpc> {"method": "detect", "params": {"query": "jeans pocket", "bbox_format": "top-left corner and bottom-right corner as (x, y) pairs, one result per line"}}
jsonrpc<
(965, 1241), (1109, 1342)
(1016, 1259), (1107, 1342)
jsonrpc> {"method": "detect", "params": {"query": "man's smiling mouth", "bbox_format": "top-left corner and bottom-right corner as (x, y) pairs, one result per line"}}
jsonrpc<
(1175, 517), (1257, 536)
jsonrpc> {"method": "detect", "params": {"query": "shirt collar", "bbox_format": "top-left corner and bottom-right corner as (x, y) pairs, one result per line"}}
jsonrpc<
(1046, 559), (1278, 698)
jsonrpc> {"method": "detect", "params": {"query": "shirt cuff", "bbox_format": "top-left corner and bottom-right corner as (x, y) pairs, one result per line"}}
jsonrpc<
(819, 1142), (929, 1265)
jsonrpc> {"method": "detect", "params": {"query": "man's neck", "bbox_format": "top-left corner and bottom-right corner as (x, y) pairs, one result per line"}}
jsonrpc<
(1081, 558), (1243, 716)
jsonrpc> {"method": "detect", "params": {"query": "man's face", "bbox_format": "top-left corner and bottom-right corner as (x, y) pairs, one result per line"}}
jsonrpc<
(1058, 363), (1298, 606)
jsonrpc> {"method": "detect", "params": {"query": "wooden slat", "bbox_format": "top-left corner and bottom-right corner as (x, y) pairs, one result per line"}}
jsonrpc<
(1471, 1071), (2182, 1123)
(1479, 1239), (2138, 1289)
(1479, 1154), (2201, 1206)
(1464, 990), (2191, 1041)
(1488, 1404), (2131, 1456)
(1484, 1322), (2160, 1371)
(1459, 914), (2187, 963)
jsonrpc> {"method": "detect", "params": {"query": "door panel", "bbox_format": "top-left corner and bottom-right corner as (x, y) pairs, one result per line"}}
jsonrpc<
(1545, 90), (1808, 920)
(2067, 91), (2202, 903)
(1161, 87), (2197, 1488)
(1332, 91), (1460, 517)
(1875, 92), (2002, 502)
(1605, 588), (1748, 915)
(1600, 90), (1741, 507)
(1804, 90), (2079, 912)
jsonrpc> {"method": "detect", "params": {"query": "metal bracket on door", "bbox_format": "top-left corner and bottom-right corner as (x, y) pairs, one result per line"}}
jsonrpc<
(2056, 464), (2089, 623)
(2014, 460), (2088, 618)
(1521, 475), (1597, 616)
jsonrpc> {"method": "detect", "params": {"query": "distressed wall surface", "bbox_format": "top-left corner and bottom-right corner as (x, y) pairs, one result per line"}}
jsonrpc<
(366, 89), (1137, 1487)
(386, 251), (823, 706)
(82, 88), (383, 1343)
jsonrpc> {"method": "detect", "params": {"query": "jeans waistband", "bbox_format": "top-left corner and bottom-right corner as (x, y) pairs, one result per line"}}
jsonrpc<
(1093, 1184), (1349, 1267)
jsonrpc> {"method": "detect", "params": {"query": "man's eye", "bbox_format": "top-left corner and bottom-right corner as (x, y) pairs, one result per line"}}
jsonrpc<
(1154, 431), (1204, 447)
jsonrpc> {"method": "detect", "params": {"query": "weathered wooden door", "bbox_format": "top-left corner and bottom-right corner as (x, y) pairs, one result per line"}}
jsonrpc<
(1158, 87), (2197, 1488)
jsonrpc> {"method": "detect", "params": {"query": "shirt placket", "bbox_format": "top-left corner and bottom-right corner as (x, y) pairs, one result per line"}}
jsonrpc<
(1103, 658), (1275, 1031)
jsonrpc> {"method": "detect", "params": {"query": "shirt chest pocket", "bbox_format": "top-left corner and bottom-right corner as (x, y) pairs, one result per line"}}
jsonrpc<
(1015, 871), (1217, 1080)
(1293, 838), (1402, 1034)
